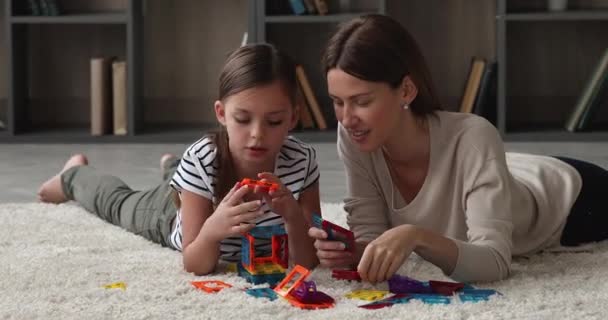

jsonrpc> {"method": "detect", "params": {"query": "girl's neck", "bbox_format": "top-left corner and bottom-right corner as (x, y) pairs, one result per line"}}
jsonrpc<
(382, 113), (430, 167)
(232, 156), (276, 180)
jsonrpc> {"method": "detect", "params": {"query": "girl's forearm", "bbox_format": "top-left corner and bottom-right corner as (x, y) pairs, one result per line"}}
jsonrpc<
(182, 231), (221, 275)
(284, 213), (319, 269)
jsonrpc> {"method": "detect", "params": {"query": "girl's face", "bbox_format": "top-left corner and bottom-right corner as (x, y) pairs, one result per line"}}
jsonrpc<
(215, 80), (297, 167)
(328, 68), (407, 152)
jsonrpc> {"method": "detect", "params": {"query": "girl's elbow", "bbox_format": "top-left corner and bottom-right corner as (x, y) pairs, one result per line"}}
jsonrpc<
(183, 264), (212, 276)
(182, 256), (214, 276)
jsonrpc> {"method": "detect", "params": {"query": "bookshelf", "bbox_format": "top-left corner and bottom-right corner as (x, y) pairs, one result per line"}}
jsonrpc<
(249, 0), (387, 130)
(2, 0), (143, 142)
(497, 0), (608, 141)
(2, 1), (606, 142)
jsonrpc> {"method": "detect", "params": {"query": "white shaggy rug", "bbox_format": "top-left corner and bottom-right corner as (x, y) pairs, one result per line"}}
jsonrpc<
(2, 202), (608, 320)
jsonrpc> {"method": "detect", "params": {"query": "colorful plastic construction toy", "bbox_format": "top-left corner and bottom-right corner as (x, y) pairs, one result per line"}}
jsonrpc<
(331, 269), (362, 281)
(359, 293), (412, 309)
(355, 274), (501, 308)
(239, 225), (289, 285)
(345, 289), (389, 301)
(245, 287), (278, 301)
(291, 281), (334, 304)
(388, 274), (432, 294)
(311, 213), (355, 253)
(429, 280), (465, 295)
(102, 282), (127, 290)
(458, 288), (501, 302)
(191, 280), (232, 293)
(237, 263), (285, 286)
(238, 178), (279, 193)
(274, 265), (334, 309)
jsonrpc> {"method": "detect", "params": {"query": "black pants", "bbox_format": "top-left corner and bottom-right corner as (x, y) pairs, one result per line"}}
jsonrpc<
(555, 157), (608, 246)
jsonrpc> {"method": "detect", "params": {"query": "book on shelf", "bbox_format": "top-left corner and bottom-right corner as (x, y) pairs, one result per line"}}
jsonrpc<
(472, 61), (497, 125)
(38, 0), (61, 16)
(296, 80), (315, 129)
(565, 48), (608, 132)
(313, 0), (329, 15)
(90, 57), (113, 136)
(288, 0), (307, 15)
(459, 57), (486, 114)
(577, 73), (608, 131)
(295, 65), (327, 130)
(112, 61), (128, 136)
(266, 0), (292, 15)
(46, 0), (61, 16)
(241, 32), (248, 47)
(26, 0), (42, 16)
(302, 0), (317, 14)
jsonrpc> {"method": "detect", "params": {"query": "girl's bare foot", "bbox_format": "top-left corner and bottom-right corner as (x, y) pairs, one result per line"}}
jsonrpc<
(37, 154), (88, 204)
(160, 153), (177, 179)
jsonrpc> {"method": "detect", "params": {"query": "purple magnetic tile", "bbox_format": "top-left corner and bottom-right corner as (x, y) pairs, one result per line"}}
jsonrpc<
(388, 274), (432, 294)
(292, 281), (334, 304)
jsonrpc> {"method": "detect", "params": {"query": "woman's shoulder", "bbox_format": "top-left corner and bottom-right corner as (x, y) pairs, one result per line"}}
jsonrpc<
(433, 111), (504, 159)
(435, 111), (496, 133)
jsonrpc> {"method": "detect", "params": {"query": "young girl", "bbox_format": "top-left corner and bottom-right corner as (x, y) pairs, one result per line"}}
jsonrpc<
(38, 44), (320, 275)
(309, 14), (608, 283)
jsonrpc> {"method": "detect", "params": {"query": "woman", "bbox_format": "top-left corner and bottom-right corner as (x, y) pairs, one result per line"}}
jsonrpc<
(309, 14), (608, 283)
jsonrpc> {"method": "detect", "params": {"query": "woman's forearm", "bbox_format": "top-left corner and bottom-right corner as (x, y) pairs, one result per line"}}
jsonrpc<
(412, 226), (459, 275)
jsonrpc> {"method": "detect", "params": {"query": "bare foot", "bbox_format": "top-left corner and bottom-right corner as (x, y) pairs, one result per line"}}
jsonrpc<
(160, 153), (177, 178)
(38, 154), (88, 204)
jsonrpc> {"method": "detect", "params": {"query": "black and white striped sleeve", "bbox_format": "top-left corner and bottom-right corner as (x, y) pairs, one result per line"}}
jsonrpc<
(170, 138), (215, 200)
(301, 144), (320, 192)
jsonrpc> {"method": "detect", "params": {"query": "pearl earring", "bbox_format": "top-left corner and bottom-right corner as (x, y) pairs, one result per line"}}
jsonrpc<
(402, 103), (409, 110)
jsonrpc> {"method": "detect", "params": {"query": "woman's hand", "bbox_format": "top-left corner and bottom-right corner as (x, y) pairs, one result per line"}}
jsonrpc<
(357, 224), (419, 283)
(256, 172), (301, 222)
(201, 183), (263, 242)
(308, 227), (355, 268)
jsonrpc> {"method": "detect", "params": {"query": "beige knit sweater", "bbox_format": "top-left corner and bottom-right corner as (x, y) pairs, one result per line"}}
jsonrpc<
(338, 111), (582, 282)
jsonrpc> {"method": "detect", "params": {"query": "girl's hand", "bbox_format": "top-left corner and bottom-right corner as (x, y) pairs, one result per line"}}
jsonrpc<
(357, 225), (419, 283)
(256, 172), (300, 222)
(202, 183), (263, 242)
(308, 227), (354, 268)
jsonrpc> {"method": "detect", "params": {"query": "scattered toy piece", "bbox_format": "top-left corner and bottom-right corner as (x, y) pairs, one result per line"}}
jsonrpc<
(292, 281), (335, 304)
(345, 289), (389, 301)
(246, 287), (278, 301)
(359, 293), (412, 309)
(274, 265), (334, 309)
(332, 269), (362, 281)
(429, 280), (465, 295)
(226, 263), (237, 273)
(388, 274), (432, 294)
(191, 280), (232, 293)
(102, 282), (126, 290)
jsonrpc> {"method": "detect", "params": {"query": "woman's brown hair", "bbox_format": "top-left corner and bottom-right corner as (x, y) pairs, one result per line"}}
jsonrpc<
(322, 14), (441, 116)
(212, 43), (297, 204)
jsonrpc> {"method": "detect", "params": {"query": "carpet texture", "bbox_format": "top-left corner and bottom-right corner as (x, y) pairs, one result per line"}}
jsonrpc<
(1, 202), (607, 319)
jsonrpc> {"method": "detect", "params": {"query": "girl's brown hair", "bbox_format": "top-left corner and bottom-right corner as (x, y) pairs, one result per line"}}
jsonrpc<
(212, 43), (297, 203)
(322, 14), (442, 116)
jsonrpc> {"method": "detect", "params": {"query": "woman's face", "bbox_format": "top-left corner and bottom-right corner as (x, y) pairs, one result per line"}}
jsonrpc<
(328, 68), (405, 152)
(215, 80), (297, 166)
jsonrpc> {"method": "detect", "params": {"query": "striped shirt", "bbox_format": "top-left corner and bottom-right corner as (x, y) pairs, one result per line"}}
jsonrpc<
(168, 135), (320, 261)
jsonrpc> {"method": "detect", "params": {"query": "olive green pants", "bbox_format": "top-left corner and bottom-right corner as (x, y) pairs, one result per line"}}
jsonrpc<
(60, 160), (179, 248)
